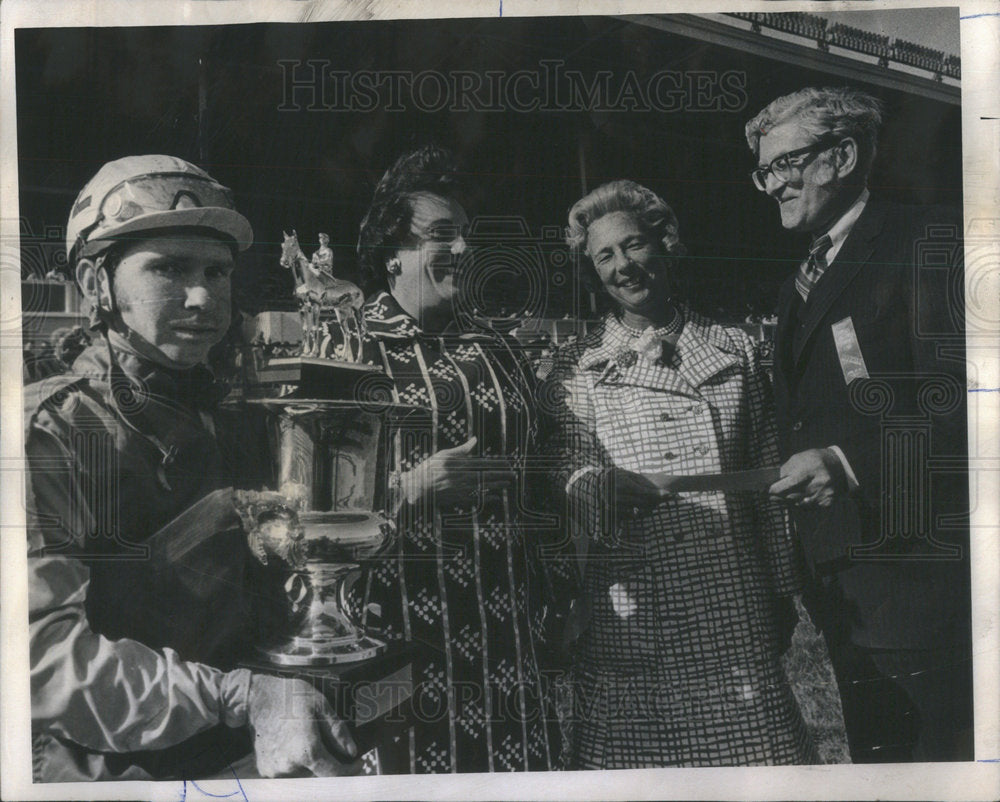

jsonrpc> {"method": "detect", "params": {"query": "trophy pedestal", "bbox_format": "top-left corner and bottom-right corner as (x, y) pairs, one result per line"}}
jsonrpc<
(255, 631), (388, 667)
(241, 641), (415, 759)
(254, 357), (387, 401)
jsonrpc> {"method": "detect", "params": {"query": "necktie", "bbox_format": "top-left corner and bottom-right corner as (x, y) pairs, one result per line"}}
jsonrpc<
(795, 234), (833, 301)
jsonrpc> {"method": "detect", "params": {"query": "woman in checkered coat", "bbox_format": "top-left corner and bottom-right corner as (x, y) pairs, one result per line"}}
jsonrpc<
(544, 180), (817, 767)
(355, 147), (570, 773)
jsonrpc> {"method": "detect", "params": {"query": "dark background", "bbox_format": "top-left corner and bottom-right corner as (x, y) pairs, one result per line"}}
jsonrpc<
(15, 15), (963, 321)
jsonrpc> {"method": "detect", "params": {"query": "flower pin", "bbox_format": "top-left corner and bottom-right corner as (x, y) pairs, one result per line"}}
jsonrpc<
(595, 349), (634, 383)
(614, 348), (638, 370)
(633, 328), (664, 363)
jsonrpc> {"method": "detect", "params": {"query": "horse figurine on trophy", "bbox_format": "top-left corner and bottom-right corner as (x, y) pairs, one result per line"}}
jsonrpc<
(280, 230), (365, 361)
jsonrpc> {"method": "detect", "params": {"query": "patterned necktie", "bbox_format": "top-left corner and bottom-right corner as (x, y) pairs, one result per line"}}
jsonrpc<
(795, 234), (833, 301)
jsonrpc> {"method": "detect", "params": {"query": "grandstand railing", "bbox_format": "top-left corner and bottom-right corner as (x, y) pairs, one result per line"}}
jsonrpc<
(729, 11), (960, 80)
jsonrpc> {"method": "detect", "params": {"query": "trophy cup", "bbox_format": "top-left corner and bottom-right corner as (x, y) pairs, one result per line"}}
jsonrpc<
(243, 398), (406, 665)
(233, 235), (417, 761)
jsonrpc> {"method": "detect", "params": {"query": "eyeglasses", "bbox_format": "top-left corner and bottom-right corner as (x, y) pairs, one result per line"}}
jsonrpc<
(751, 137), (843, 191)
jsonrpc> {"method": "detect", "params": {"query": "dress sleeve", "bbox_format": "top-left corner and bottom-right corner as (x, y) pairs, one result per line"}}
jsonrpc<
(512, 342), (581, 612)
(26, 423), (252, 754)
(538, 347), (618, 557)
(739, 332), (803, 597)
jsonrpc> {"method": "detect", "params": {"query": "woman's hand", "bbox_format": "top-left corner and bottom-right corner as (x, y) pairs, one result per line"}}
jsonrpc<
(608, 467), (669, 517)
(399, 436), (515, 507)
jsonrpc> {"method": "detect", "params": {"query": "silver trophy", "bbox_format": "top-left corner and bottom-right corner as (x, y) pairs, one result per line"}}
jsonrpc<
(228, 239), (419, 758)
(233, 234), (411, 666)
(237, 395), (403, 667)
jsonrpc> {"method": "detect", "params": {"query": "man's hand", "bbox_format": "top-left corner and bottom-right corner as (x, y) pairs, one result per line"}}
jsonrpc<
(247, 674), (361, 778)
(769, 448), (847, 508)
(401, 436), (515, 506)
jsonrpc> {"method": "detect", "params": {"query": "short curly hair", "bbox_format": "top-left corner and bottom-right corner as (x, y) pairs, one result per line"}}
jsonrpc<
(356, 145), (464, 291)
(565, 180), (685, 293)
(745, 86), (884, 178)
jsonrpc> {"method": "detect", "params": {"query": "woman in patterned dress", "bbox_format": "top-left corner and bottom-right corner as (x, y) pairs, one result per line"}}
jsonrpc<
(544, 180), (817, 768)
(355, 146), (569, 773)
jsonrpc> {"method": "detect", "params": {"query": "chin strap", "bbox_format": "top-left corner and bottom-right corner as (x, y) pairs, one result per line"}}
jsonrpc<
(115, 326), (200, 372)
(83, 254), (117, 332)
(94, 262), (116, 315)
(102, 335), (187, 492)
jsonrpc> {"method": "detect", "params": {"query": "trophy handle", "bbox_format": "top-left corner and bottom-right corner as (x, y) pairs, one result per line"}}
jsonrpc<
(234, 490), (306, 570)
(284, 572), (310, 614)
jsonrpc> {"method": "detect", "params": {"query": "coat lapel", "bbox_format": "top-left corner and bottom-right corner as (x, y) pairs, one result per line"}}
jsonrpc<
(573, 319), (620, 373)
(774, 275), (799, 382)
(620, 357), (699, 396)
(578, 311), (739, 397)
(674, 314), (742, 389)
(578, 314), (693, 395)
(793, 198), (887, 365)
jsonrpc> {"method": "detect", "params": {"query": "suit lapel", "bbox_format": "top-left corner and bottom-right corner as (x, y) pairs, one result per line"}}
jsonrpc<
(774, 275), (799, 383)
(793, 198), (888, 365)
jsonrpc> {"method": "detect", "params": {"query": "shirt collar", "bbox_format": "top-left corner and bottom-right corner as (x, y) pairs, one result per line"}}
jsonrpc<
(363, 291), (422, 339)
(363, 290), (493, 341)
(819, 187), (869, 264)
(578, 307), (688, 372)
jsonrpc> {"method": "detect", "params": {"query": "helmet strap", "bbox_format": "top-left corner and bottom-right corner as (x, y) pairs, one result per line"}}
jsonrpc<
(95, 260), (116, 316)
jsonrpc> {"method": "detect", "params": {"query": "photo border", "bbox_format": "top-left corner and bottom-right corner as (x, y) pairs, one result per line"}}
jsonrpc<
(2, 1), (997, 799)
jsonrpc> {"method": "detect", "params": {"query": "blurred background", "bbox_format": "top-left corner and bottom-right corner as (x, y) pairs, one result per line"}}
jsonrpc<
(16, 11), (961, 335)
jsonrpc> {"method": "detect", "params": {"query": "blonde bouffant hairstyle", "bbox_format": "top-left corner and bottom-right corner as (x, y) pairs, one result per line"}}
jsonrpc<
(566, 180), (685, 277)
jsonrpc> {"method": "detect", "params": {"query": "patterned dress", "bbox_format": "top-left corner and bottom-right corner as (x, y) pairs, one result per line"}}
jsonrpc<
(544, 308), (817, 768)
(360, 291), (570, 773)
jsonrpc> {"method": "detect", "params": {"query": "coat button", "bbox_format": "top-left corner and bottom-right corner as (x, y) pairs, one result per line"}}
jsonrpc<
(693, 444), (709, 456)
(660, 413), (673, 422)
(663, 451), (678, 460)
(792, 421), (803, 432)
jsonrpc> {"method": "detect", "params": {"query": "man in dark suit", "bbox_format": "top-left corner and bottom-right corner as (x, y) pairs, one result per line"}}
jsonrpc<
(745, 87), (971, 762)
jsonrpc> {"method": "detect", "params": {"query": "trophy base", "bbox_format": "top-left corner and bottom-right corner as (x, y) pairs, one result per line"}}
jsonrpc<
(254, 357), (383, 400)
(254, 632), (388, 667)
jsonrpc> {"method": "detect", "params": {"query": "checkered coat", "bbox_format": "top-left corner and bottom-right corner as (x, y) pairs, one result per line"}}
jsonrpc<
(359, 292), (569, 773)
(544, 308), (816, 767)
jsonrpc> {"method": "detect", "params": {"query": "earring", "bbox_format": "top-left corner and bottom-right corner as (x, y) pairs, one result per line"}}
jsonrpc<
(386, 257), (402, 276)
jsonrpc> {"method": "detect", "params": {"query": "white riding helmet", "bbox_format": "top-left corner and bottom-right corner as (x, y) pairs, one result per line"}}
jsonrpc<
(66, 154), (253, 267)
